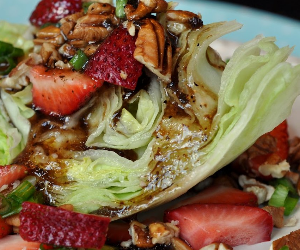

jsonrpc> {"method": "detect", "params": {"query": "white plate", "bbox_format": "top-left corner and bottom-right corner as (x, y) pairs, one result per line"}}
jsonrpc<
(1, 0), (300, 249)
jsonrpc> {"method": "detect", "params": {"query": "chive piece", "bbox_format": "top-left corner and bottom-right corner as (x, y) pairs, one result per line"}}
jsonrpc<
(0, 180), (36, 218)
(116, 0), (128, 18)
(0, 57), (17, 75)
(7, 180), (36, 204)
(70, 50), (88, 71)
(268, 184), (289, 207)
(0, 194), (12, 216)
(270, 177), (297, 195)
(284, 195), (299, 216)
(0, 41), (24, 75)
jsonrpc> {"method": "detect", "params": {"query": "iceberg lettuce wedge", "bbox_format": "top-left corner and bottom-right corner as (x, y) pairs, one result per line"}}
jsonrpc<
(5, 20), (300, 220)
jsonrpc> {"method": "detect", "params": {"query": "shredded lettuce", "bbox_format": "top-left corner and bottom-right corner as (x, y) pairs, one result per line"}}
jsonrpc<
(0, 86), (34, 164)
(0, 21), (34, 53)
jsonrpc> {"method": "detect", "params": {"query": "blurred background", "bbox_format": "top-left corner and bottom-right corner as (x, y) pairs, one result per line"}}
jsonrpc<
(220, 0), (300, 21)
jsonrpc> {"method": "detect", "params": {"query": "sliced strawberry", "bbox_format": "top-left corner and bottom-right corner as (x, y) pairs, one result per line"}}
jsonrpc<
(29, 0), (82, 27)
(85, 26), (143, 90)
(232, 120), (289, 180)
(0, 164), (28, 188)
(164, 204), (273, 249)
(174, 185), (258, 208)
(0, 235), (40, 250)
(19, 202), (111, 249)
(29, 65), (103, 116)
(0, 216), (12, 239)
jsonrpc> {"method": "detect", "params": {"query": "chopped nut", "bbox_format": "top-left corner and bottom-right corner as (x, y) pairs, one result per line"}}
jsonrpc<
(34, 26), (65, 46)
(171, 237), (193, 250)
(244, 184), (268, 204)
(125, 0), (168, 20)
(149, 222), (179, 244)
(84, 44), (100, 57)
(288, 136), (300, 170)
(40, 43), (62, 68)
(259, 160), (290, 178)
(199, 243), (233, 250)
(166, 10), (203, 30)
(58, 44), (77, 58)
(262, 206), (285, 228)
(87, 2), (115, 15)
(123, 20), (136, 36)
(285, 171), (300, 185)
(284, 217), (298, 227)
(5, 214), (20, 227)
(129, 221), (154, 248)
(270, 229), (300, 250)
(238, 175), (275, 203)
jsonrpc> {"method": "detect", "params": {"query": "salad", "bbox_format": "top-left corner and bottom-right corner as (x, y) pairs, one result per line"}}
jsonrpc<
(0, 0), (300, 249)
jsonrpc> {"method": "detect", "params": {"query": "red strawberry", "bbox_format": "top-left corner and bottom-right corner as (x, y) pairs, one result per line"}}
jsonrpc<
(0, 216), (12, 239)
(29, 65), (103, 116)
(29, 0), (82, 27)
(19, 202), (111, 249)
(0, 164), (28, 188)
(85, 26), (143, 90)
(164, 204), (273, 249)
(174, 185), (258, 208)
(0, 235), (41, 250)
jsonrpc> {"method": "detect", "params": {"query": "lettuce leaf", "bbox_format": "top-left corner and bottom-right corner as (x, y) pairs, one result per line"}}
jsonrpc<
(86, 75), (165, 150)
(0, 86), (34, 164)
(0, 21), (34, 53)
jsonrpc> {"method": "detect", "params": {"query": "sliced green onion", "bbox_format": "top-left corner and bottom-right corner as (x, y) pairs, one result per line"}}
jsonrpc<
(268, 184), (289, 207)
(284, 195), (299, 216)
(70, 50), (88, 71)
(0, 56), (17, 75)
(0, 41), (24, 75)
(116, 0), (128, 18)
(0, 194), (12, 216)
(0, 180), (36, 218)
(7, 180), (36, 204)
(270, 177), (297, 195)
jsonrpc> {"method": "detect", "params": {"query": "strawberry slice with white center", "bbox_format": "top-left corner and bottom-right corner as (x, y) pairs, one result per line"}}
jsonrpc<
(164, 204), (273, 249)
(29, 65), (103, 116)
(85, 26), (143, 90)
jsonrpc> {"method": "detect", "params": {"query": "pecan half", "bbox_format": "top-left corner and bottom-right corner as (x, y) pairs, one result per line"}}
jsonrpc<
(134, 18), (172, 81)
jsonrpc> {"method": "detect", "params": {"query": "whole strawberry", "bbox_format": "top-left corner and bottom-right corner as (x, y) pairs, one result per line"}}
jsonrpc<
(29, 0), (82, 27)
